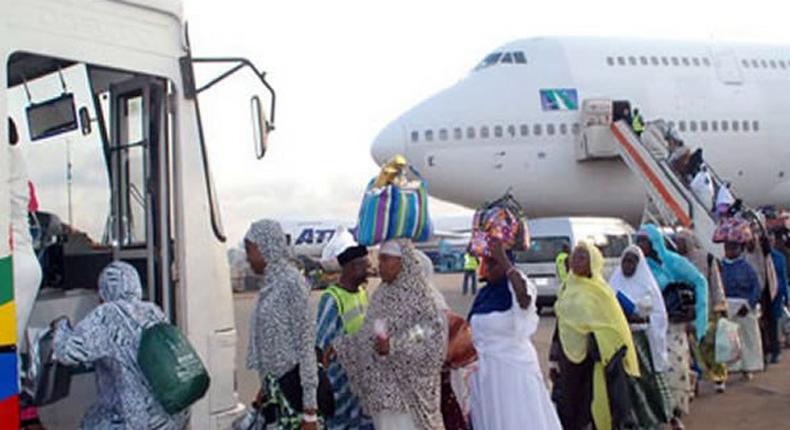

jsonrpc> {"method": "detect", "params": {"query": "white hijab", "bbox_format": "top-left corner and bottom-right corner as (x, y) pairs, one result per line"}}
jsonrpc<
(609, 245), (669, 372)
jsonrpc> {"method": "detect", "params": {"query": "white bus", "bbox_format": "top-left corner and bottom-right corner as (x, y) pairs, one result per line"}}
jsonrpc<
(513, 217), (635, 313)
(1, 1), (273, 428)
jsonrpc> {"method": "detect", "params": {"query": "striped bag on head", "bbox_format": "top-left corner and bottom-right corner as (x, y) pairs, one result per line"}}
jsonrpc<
(356, 177), (432, 246)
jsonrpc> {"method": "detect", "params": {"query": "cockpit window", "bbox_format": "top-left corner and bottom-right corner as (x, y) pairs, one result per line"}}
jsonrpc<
(474, 51), (527, 71)
(475, 52), (502, 70)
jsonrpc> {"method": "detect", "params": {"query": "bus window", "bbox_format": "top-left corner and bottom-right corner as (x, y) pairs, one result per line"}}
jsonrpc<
(512, 236), (571, 263)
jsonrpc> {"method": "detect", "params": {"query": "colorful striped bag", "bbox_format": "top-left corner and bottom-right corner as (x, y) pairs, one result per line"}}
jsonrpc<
(355, 176), (432, 246)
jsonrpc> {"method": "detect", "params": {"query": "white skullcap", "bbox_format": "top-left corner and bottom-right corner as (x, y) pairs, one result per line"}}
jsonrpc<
(379, 240), (403, 257)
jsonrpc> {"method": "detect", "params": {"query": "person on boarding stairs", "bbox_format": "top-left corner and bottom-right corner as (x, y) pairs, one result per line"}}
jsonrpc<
(553, 242), (639, 430)
(675, 231), (729, 393)
(52, 261), (188, 430)
(637, 225), (708, 430)
(609, 246), (673, 429)
(720, 240), (764, 379)
(462, 249), (479, 296)
(767, 234), (789, 364)
(315, 233), (374, 430)
(245, 219), (319, 430)
(631, 108), (645, 136)
(335, 240), (446, 430)
(467, 239), (561, 430)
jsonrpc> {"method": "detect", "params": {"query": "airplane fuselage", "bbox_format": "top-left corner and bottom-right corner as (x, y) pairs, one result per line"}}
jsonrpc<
(371, 37), (790, 220)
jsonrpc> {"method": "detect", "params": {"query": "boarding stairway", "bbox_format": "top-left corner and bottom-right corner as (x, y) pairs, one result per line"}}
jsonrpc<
(609, 120), (727, 259)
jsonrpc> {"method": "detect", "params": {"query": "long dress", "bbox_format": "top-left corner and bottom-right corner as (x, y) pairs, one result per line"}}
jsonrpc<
(469, 278), (562, 430)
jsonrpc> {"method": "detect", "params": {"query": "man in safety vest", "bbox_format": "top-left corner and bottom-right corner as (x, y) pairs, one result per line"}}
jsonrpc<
(316, 234), (374, 430)
(555, 243), (571, 286)
(463, 250), (480, 295)
(632, 108), (645, 136)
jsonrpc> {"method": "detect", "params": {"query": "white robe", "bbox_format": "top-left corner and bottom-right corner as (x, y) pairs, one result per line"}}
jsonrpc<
(9, 145), (42, 346)
(609, 246), (670, 372)
(469, 281), (562, 430)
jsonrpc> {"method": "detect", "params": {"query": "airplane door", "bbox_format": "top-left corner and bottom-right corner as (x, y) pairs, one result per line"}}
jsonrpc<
(711, 47), (743, 85)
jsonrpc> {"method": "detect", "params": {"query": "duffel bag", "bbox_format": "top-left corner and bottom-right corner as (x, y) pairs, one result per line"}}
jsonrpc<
(356, 173), (432, 246)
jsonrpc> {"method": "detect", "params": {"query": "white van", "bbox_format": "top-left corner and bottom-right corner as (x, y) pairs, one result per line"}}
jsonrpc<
(513, 217), (635, 314)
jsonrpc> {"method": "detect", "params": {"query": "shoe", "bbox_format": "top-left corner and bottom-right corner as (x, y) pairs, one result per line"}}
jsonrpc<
(715, 382), (726, 393)
(670, 417), (686, 430)
(742, 372), (754, 381)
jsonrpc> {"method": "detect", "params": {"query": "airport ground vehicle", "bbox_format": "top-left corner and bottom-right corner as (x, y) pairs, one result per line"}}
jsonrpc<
(0, 1), (274, 427)
(513, 217), (634, 313)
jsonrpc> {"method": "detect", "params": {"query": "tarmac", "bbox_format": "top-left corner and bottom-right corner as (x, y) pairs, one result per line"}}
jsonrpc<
(234, 272), (790, 429)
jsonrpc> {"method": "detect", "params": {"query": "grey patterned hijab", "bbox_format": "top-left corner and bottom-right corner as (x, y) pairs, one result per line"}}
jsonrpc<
(99, 261), (143, 302)
(244, 219), (314, 375)
(337, 241), (447, 429)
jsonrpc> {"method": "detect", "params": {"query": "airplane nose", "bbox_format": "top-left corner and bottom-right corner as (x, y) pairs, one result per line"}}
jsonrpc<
(371, 120), (406, 166)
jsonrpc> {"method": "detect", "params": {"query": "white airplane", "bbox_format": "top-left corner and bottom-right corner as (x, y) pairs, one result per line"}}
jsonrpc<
(370, 37), (790, 221)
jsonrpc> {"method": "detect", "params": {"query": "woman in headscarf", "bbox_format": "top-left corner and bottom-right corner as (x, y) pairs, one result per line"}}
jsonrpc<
(554, 241), (639, 430)
(721, 240), (764, 379)
(674, 230), (729, 393)
(609, 246), (672, 429)
(467, 240), (561, 430)
(53, 261), (187, 430)
(335, 240), (447, 430)
(636, 225), (708, 430)
(244, 219), (319, 430)
(417, 250), (472, 430)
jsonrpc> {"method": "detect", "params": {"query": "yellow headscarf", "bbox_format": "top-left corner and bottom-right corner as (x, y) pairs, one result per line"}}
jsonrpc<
(556, 241), (639, 430)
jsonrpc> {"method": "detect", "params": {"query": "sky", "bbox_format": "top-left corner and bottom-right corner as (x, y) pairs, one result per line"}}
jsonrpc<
(183, 0), (790, 244)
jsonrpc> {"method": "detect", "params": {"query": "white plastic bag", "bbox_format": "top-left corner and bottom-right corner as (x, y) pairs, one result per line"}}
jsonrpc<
(319, 226), (357, 272)
(715, 318), (742, 364)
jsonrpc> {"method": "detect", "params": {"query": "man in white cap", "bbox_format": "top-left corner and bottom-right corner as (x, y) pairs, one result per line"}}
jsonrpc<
(316, 229), (374, 430)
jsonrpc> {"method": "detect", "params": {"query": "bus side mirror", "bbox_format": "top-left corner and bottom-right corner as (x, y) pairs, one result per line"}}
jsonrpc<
(79, 107), (92, 136)
(250, 95), (269, 159)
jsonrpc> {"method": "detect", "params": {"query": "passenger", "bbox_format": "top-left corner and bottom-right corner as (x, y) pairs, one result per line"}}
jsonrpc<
(467, 239), (561, 430)
(417, 250), (470, 430)
(335, 240), (446, 430)
(555, 243), (571, 286)
(631, 108), (645, 136)
(668, 140), (691, 179)
(744, 225), (780, 365)
(462, 249), (479, 296)
(674, 231), (729, 393)
(720, 240), (764, 378)
(767, 235), (789, 364)
(554, 241), (639, 430)
(52, 261), (187, 430)
(690, 167), (715, 212)
(637, 225), (708, 430)
(609, 246), (673, 428)
(8, 118), (43, 346)
(315, 235), (374, 430)
(244, 219), (319, 430)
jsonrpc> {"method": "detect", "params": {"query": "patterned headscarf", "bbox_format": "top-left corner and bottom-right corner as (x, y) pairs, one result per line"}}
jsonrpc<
(245, 219), (292, 266)
(244, 219), (316, 382)
(336, 241), (447, 430)
(98, 261), (143, 302)
(609, 245), (669, 372)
